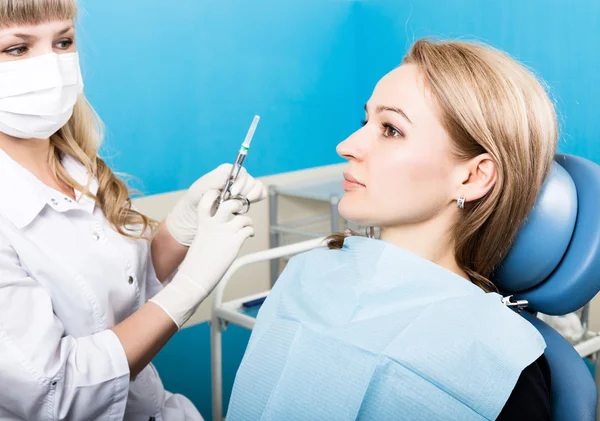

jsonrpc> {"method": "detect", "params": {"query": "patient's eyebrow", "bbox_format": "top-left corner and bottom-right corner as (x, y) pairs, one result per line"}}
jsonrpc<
(376, 105), (413, 125)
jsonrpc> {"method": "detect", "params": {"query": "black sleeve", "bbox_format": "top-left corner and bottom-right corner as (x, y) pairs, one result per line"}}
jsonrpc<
(496, 355), (552, 420)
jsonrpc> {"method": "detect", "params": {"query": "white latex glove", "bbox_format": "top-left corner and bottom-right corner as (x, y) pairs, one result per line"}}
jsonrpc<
(150, 190), (254, 328)
(166, 164), (267, 246)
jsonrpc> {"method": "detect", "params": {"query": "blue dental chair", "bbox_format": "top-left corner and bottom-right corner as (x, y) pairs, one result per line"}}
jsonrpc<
(493, 154), (600, 421)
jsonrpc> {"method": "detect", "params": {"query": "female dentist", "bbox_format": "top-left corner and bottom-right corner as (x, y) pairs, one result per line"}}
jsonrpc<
(0, 1), (265, 420)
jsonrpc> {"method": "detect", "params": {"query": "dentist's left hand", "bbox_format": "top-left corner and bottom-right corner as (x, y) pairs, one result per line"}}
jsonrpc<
(166, 164), (267, 246)
(150, 190), (256, 328)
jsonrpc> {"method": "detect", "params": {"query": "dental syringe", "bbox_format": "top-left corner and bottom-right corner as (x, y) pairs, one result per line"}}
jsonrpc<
(218, 115), (260, 204)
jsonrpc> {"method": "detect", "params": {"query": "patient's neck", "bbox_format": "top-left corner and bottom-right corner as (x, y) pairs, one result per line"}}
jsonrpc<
(379, 219), (468, 281)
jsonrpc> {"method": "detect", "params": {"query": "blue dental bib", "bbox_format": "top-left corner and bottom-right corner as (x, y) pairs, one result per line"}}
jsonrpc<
(228, 236), (545, 420)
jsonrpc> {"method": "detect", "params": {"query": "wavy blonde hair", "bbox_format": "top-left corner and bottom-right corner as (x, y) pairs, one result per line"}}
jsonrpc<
(328, 39), (558, 292)
(0, 0), (157, 239)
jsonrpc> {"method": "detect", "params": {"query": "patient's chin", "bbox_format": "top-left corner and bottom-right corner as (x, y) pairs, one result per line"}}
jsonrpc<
(338, 198), (372, 226)
(338, 196), (355, 216)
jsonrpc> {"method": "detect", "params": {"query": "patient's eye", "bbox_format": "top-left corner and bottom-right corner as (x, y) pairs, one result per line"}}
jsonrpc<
(382, 122), (404, 138)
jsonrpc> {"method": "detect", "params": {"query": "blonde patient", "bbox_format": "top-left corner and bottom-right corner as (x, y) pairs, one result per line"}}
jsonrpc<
(228, 39), (556, 421)
(332, 42), (555, 290)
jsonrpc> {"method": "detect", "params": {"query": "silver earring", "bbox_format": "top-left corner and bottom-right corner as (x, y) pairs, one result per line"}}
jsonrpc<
(365, 226), (375, 238)
(457, 195), (466, 209)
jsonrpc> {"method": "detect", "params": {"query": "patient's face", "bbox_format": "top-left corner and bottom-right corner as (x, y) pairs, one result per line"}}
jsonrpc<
(336, 64), (457, 227)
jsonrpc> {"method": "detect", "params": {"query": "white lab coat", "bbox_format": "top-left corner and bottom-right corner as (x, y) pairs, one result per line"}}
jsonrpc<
(0, 148), (203, 421)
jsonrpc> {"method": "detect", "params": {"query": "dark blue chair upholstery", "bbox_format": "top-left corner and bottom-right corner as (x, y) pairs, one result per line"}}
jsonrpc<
(493, 154), (600, 421)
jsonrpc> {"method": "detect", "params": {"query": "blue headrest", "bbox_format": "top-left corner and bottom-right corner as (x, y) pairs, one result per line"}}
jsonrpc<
(493, 154), (600, 315)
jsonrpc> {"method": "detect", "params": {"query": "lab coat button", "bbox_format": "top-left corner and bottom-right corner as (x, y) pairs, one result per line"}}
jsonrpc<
(128, 276), (134, 285)
(91, 232), (100, 241)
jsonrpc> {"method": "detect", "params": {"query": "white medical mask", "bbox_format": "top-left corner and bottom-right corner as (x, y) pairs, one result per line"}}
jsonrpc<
(0, 52), (83, 139)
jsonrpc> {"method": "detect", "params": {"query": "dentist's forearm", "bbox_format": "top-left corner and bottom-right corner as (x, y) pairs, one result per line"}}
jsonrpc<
(151, 220), (188, 283)
(111, 301), (178, 379)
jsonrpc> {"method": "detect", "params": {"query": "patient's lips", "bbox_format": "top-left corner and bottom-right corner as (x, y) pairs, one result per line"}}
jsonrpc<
(343, 172), (366, 191)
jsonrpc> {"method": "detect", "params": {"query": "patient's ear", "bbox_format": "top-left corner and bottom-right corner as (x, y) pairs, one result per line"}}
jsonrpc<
(454, 153), (497, 204)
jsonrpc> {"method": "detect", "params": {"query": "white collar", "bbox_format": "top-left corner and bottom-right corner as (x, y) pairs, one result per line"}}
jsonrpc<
(0, 148), (99, 229)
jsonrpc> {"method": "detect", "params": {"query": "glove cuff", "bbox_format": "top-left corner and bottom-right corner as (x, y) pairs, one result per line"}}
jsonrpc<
(149, 272), (209, 328)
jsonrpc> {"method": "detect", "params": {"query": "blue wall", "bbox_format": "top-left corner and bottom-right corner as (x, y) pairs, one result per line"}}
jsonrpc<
(78, 0), (361, 195)
(152, 323), (252, 418)
(76, 0), (597, 419)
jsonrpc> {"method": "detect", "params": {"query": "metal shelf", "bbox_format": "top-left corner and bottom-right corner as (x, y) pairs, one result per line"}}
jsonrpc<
(268, 174), (349, 285)
(271, 175), (345, 201)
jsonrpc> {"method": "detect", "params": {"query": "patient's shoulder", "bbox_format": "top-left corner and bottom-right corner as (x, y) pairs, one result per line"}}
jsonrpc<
(276, 246), (347, 287)
(498, 355), (552, 420)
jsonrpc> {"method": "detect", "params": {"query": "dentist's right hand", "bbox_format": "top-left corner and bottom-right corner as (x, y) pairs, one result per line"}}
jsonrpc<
(166, 164), (266, 247)
(150, 189), (254, 328)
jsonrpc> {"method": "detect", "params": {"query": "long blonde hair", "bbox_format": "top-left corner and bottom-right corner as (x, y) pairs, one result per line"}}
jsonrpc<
(329, 39), (558, 292)
(0, 0), (157, 239)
